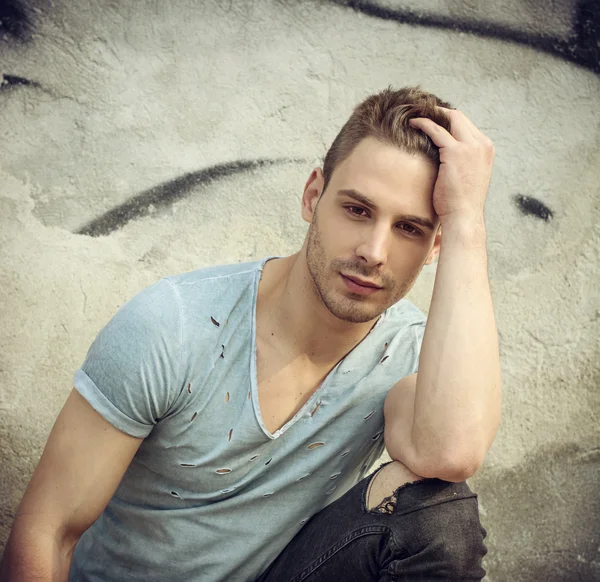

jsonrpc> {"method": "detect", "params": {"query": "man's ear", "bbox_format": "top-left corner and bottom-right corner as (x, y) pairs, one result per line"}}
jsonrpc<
(424, 226), (442, 265)
(301, 168), (325, 223)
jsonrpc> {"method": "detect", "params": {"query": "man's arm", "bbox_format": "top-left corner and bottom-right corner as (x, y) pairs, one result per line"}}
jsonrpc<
(384, 109), (502, 482)
(0, 389), (143, 582)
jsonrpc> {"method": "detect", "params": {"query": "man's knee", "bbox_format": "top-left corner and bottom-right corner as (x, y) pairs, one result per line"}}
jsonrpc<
(398, 493), (488, 579)
(365, 462), (488, 578)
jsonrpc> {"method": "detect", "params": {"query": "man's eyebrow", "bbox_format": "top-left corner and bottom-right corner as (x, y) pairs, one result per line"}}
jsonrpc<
(336, 188), (436, 230)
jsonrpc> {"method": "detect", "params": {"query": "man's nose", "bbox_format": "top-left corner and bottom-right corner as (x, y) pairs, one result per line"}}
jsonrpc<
(355, 224), (389, 267)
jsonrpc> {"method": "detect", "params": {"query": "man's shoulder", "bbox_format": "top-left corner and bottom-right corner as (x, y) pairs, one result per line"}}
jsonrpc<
(164, 257), (267, 288)
(157, 257), (277, 320)
(384, 298), (427, 328)
(117, 259), (266, 318)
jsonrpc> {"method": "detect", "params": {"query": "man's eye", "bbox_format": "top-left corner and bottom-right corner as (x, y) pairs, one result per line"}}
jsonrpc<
(398, 223), (422, 236)
(345, 205), (367, 217)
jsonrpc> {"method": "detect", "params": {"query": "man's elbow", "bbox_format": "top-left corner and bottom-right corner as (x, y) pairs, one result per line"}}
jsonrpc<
(409, 448), (485, 483)
(430, 457), (482, 483)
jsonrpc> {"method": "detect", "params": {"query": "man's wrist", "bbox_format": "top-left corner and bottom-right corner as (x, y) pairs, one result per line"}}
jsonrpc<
(439, 211), (487, 250)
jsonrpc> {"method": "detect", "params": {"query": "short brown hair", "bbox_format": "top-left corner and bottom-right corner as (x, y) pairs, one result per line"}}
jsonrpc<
(322, 86), (453, 192)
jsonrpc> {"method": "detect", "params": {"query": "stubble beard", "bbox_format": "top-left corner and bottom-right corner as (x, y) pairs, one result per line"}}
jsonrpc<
(305, 209), (422, 324)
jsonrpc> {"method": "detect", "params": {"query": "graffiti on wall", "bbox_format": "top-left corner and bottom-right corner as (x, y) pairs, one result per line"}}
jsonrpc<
(327, 0), (600, 74)
(1, 1), (599, 579)
(1, 0), (597, 235)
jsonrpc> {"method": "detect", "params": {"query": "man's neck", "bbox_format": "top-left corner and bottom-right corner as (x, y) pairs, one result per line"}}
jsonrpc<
(257, 253), (380, 366)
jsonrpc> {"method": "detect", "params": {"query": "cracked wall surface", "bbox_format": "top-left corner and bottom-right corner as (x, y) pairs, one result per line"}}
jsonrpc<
(1, 0), (599, 579)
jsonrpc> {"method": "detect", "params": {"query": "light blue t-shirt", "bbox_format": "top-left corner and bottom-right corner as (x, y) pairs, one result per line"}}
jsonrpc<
(70, 256), (426, 582)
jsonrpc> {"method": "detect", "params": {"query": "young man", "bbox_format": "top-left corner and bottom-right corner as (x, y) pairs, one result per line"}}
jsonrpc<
(1, 87), (501, 581)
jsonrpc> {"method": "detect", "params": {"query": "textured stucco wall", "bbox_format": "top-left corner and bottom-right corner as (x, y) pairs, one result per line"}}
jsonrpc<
(1, 1), (598, 579)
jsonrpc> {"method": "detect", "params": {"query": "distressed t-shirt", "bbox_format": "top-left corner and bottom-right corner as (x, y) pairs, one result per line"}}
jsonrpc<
(70, 256), (426, 582)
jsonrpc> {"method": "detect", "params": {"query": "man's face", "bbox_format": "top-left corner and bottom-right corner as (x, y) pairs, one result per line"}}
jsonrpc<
(303, 137), (440, 324)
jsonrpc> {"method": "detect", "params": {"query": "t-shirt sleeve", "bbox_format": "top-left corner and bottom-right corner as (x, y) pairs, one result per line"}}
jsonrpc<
(73, 278), (183, 438)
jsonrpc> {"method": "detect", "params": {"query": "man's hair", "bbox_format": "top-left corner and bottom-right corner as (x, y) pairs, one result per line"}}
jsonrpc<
(322, 86), (453, 193)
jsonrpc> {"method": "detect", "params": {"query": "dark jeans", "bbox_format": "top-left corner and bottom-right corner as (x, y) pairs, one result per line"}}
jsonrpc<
(255, 461), (487, 581)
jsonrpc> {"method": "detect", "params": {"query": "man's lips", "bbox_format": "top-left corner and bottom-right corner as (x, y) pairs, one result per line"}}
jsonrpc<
(342, 274), (383, 289)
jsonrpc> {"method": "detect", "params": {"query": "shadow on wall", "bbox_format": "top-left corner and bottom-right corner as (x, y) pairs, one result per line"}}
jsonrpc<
(471, 438), (600, 581)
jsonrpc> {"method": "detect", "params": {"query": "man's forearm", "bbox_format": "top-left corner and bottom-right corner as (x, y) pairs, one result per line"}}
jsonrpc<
(0, 519), (75, 582)
(412, 214), (502, 475)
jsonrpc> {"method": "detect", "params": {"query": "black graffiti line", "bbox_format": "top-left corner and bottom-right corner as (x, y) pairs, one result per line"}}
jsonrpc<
(0, 73), (38, 91)
(325, 0), (599, 75)
(75, 157), (305, 237)
(0, 0), (32, 43)
(514, 194), (554, 222)
(2, 0), (598, 71)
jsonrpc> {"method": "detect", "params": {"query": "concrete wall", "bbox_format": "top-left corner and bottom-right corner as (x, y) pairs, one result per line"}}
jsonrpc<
(1, 1), (598, 579)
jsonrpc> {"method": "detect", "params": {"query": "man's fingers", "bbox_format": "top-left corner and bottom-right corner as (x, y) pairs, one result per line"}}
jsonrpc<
(439, 107), (484, 142)
(410, 113), (495, 163)
(409, 117), (457, 149)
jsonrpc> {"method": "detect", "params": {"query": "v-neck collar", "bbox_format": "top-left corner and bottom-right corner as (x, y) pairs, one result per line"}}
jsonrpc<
(248, 256), (386, 440)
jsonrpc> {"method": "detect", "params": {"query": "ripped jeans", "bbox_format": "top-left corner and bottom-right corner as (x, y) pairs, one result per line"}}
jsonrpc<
(255, 461), (488, 581)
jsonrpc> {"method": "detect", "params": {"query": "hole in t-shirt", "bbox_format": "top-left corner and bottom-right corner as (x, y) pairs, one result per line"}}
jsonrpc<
(296, 473), (311, 482)
(263, 492), (274, 497)
(249, 455), (259, 461)
(325, 486), (336, 496)
(300, 518), (309, 525)
(225, 392), (230, 403)
(384, 342), (388, 349)
(180, 463), (196, 467)
(310, 401), (322, 416)
(364, 411), (375, 420)
(380, 355), (389, 364)
(265, 458), (273, 466)
(329, 472), (342, 480)
(307, 442), (325, 450)
(211, 316), (220, 327)
(216, 468), (232, 474)
(187, 383), (192, 394)
(340, 451), (350, 458)
(170, 491), (182, 498)
(220, 345), (225, 359)
(248, 390), (251, 400)
(228, 429), (233, 442)
(222, 487), (236, 494)
(372, 431), (383, 440)
(190, 412), (198, 422)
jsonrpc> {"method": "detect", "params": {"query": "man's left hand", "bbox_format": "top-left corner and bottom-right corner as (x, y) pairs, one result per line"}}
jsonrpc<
(409, 109), (495, 224)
